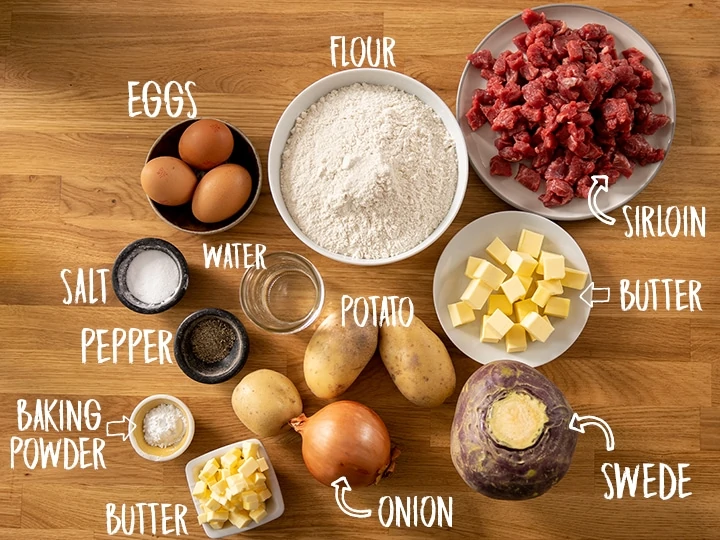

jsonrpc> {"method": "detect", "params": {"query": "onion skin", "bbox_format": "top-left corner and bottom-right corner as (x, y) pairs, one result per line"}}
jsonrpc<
(450, 360), (577, 500)
(291, 401), (398, 488)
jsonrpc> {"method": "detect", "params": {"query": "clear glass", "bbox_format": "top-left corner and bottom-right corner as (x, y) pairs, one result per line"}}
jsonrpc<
(240, 252), (324, 334)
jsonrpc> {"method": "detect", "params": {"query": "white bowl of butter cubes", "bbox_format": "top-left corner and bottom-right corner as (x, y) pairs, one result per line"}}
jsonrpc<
(433, 211), (591, 368)
(185, 439), (284, 538)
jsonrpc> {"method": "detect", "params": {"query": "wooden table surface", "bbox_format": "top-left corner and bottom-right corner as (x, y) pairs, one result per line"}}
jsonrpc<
(1, 0), (719, 538)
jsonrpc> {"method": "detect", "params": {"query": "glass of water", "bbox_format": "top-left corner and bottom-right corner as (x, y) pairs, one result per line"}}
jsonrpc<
(240, 251), (325, 334)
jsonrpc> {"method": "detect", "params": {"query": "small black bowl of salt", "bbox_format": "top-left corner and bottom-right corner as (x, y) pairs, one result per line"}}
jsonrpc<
(112, 238), (189, 314)
(174, 308), (249, 384)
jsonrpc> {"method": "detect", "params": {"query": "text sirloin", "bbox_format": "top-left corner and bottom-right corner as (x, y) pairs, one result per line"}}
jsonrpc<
(11, 399), (106, 470)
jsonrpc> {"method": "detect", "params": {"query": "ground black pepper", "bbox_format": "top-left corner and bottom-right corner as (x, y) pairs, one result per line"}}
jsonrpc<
(190, 318), (236, 364)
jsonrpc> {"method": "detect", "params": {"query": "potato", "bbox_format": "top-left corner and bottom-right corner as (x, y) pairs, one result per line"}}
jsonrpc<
(304, 312), (378, 399)
(379, 315), (456, 407)
(232, 369), (303, 437)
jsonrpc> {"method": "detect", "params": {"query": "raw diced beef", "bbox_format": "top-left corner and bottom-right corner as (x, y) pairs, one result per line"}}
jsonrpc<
(515, 164), (542, 191)
(490, 155), (513, 177)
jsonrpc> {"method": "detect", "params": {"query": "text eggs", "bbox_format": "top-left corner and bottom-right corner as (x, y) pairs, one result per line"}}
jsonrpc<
(178, 119), (234, 170)
(141, 156), (198, 206)
(192, 164), (253, 223)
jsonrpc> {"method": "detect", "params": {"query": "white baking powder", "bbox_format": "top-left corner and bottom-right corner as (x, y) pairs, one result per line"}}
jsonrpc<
(280, 83), (458, 260)
(126, 249), (180, 305)
(143, 403), (187, 448)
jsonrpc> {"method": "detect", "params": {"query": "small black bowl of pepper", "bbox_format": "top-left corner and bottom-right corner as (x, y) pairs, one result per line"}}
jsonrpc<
(174, 308), (249, 384)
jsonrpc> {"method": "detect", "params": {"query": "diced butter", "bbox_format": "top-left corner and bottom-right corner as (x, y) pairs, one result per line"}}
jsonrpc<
(517, 229), (544, 258)
(531, 284), (552, 308)
(227, 473), (248, 489)
(488, 294), (513, 316)
(506, 251), (538, 276)
(538, 279), (563, 296)
(220, 448), (241, 469)
(542, 252), (566, 280)
(536, 251), (547, 275)
(258, 488), (272, 502)
(210, 491), (228, 506)
(544, 297), (571, 318)
(250, 472), (266, 486)
(192, 481), (207, 497)
(199, 459), (219, 480)
(242, 441), (260, 460)
(513, 299), (538, 322)
(521, 312), (555, 342)
(197, 512), (209, 525)
(249, 506), (268, 523)
(208, 521), (224, 530)
(516, 274), (533, 298)
(204, 497), (223, 512)
(238, 457), (259, 478)
(562, 267), (588, 290)
(486, 309), (514, 338)
(486, 237), (511, 265)
(480, 315), (503, 343)
(472, 260), (507, 290)
(447, 301), (475, 327)
(500, 275), (526, 304)
(210, 479), (228, 496)
(505, 324), (528, 353)
(256, 457), (269, 473)
(229, 509), (253, 529)
(460, 279), (493, 310)
(465, 256), (485, 279)
(241, 491), (260, 512)
(206, 509), (229, 523)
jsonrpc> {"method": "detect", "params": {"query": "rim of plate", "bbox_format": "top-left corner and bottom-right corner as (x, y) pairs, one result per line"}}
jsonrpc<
(456, 3), (677, 221)
(433, 210), (592, 367)
(269, 68), (469, 266)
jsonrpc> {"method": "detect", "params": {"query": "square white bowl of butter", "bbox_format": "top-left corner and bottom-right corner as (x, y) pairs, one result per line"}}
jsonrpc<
(184, 439), (285, 538)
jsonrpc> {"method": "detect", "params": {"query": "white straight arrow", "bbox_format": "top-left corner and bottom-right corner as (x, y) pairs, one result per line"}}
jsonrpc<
(580, 282), (611, 308)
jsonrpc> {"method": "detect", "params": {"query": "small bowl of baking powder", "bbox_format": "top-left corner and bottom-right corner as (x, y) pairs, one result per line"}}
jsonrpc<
(129, 394), (195, 462)
(112, 238), (189, 314)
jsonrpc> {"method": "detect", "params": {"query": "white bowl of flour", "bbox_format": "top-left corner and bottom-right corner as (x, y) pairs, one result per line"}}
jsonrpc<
(269, 69), (468, 266)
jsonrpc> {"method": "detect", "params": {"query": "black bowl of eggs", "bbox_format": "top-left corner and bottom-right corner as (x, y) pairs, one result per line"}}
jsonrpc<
(141, 118), (262, 234)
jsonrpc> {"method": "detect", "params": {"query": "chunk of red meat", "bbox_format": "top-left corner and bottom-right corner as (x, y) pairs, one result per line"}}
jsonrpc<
(580, 77), (600, 102)
(545, 157), (568, 181)
(500, 82), (523, 104)
(622, 47), (646, 64)
(636, 111), (670, 135)
(527, 42), (551, 67)
(493, 56), (508, 76)
(489, 155), (513, 177)
(632, 61), (655, 89)
(613, 60), (637, 86)
(547, 93), (568, 111)
(601, 98), (634, 132)
(612, 151), (634, 178)
(519, 62), (540, 80)
(468, 49), (494, 69)
(579, 23), (607, 41)
(575, 176), (593, 198)
(521, 8), (546, 28)
(587, 62), (618, 91)
(506, 51), (525, 71)
(548, 19), (568, 35)
(473, 88), (495, 106)
(567, 40), (584, 62)
(494, 132), (514, 150)
(620, 134), (665, 166)
(599, 34), (617, 59)
(581, 42), (598, 64)
(465, 106), (486, 131)
(515, 164), (542, 191)
(520, 102), (543, 124)
(492, 106), (523, 131)
(481, 104), (500, 124)
(528, 22), (555, 48)
(514, 140), (536, 158)
(558, 77), (581, 101)
(485, 75), (505, 98)
(596, 167), (621, 185)
(481, 68), (495, 80)
(540, 178), (575, 207)
(522, 79), (547, 108)
(566, 155), (591, 184)
(513, 32), (529, 53)
(499, 146), (525, 162)
(637, 89), (663, 104)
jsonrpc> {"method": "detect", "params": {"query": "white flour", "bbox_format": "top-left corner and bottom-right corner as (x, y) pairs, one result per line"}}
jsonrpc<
(280, 83), (458, 260)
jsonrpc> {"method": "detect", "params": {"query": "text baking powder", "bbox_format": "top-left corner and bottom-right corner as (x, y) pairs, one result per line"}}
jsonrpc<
(280, 83), (458, 260)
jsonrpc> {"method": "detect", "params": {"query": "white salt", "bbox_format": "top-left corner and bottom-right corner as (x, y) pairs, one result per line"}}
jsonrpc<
(126, 249), (180, 305)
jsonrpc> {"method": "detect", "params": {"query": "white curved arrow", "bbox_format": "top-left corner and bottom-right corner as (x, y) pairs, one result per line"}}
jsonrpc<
(569, 412), (615, 451)
(588, 175), (616, 226)
(330, 477), (372, 519)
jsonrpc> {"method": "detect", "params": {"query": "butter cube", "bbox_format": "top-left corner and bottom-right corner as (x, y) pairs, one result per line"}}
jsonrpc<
(204, 497), (223, 512)
(199, 459), (219, 480)
(517, 229), (544, 258)
(516, 275), (533, 297)
(536, 251), (547, 275)
(256, 458), (269, 473)
(241, 441), (260, 460)
(521, 312), (555, 342)
(506, 251), (538, 276)
(220, 448), (241, 469)
(229, 509), (252, 529)
(258, 488), (272, 502)
(197, 512), (209, 525)
(505, 324), (528, 353)
(527, 316), (551, 342)
(513, 299), (538, 323)
(488, 294), (513, 316)
(542, 253), (566, 280)
(486, 309), (514, 338)
(465, 256), (485, 279)
(486, 237), (511, 265)
(472, 260), (507, 290)
(250, 472), (266, 485)
(206, 509), (229, 523)
(480, 315), (503, 343)
(562, 267), (588, 290)
(460, 279), (493, 310)
(241, 490), (260, 512)
(500, 275), (527, 304)
(545, 297), (571, 319)
(239, 457), (259, 478)
(227, 473), (248, 489)
(249, 506), (268, 523)
(210, 479), (228, 496)
(210, 490), (228, 506)
(208, 521), (225, 530)
(538, 279), (563, 296)
(531, 284), (552, 308)
(447, 301), (475, 327)
(192, 481), (208, 498)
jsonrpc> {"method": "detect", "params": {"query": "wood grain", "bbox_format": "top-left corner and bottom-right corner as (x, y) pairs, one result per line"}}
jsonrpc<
(0, 0), (719, 539)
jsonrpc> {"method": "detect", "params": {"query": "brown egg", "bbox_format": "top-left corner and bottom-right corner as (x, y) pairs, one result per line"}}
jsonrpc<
(141, 156), (198, 206)
(178, 119), (234, 170)
(192, 164), (253, 223)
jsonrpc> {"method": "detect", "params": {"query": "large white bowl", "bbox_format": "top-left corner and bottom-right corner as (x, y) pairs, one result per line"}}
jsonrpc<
(269, 68), (469, 266)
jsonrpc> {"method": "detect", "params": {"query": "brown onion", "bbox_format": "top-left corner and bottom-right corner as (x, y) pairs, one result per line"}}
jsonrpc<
(291, 401), (399, 488)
